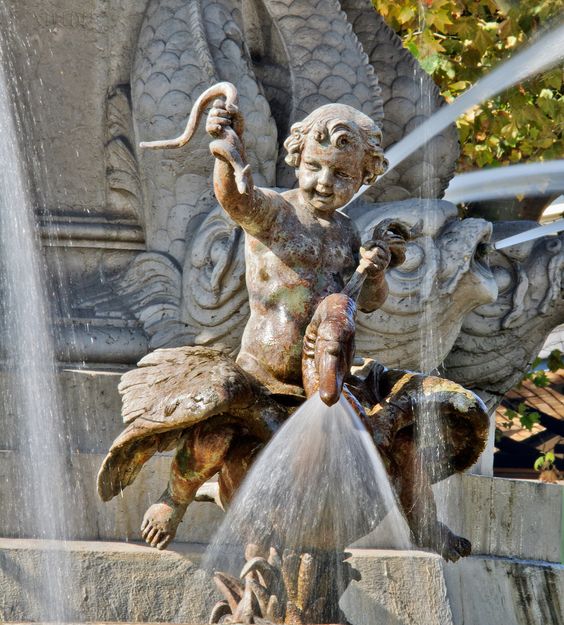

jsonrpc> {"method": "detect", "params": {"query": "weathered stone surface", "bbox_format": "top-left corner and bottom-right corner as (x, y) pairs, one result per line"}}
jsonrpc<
(0, 538), (218, 623)
(355, 474), (563, 565)
(0, 451), (224, 544)
(0, 367), (126, 452)
(342, 550), (454, 625)
(434, 474), (564, 564)
(1, 540), (562, 625)
(444, 555), (564, 625)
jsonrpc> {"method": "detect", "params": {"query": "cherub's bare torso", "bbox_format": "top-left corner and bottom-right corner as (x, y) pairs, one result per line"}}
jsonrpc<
(205, 100), (392, 393)
(237, 188), (359, 392)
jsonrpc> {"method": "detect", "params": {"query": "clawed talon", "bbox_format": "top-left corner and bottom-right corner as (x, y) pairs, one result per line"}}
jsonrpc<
(141, 496), (188, 550)
(418, 522), (471, 562)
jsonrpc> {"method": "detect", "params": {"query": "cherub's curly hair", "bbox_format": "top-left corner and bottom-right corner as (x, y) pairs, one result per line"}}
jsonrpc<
(283, 104), (388, 185)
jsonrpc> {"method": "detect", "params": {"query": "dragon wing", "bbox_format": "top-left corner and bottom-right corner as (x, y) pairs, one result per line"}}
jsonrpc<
(97, 346), (255, 501)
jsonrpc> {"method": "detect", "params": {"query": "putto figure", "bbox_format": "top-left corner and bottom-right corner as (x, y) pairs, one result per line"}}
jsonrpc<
(98, 84), (487, 560)
(205, 87), (405, 398)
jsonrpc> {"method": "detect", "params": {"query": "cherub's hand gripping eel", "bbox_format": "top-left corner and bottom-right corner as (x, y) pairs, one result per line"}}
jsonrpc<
(139, 82), (251, 194)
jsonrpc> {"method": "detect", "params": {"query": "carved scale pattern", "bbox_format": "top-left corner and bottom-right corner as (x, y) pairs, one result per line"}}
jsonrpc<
(265, 0), (384, 186)
(127, 0), (279, 350)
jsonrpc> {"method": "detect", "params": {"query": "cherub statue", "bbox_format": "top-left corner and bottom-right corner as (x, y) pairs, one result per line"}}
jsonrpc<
(98, 84), (487, 560)
(207, 86), (411, 399)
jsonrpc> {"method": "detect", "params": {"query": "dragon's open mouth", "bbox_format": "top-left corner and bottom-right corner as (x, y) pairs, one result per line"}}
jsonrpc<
(471, 238), (495, 278)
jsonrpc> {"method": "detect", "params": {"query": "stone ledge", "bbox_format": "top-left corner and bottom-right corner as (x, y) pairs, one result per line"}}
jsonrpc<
(0, 538), (217, 623)
(350, 474), (564, 564)
(435, 474), (564, 564)
(1, 446), (562, 563)
(444, 554), (564, 625)
(1, 540), (562, 625)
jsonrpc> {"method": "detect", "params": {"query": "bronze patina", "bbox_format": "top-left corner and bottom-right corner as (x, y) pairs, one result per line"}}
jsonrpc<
(97, 85), (488, 601)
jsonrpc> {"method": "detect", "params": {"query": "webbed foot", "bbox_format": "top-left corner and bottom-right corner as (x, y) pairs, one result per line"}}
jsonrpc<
(419, 521), (471, 562)
(141, 490), (188, 550)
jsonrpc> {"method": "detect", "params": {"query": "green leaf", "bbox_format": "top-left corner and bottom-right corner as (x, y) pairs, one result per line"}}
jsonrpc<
(426, 11), (453, 30)
(534, 456), (545, 471)
(406, 40), (420, 58)
(531, 371), (549, 388)
(545, 451), (556, 464)
(519, 409), (540, 431)
(547, 349), (563, 373)
(398, 5), (416, 22)
(420, 54), (442, 74)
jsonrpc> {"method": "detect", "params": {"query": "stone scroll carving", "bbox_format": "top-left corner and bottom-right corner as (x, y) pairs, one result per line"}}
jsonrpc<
(444, 222), (564, 412)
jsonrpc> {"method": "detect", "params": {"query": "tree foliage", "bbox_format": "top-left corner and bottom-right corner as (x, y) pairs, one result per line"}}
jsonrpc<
(374, 0), (563, 170)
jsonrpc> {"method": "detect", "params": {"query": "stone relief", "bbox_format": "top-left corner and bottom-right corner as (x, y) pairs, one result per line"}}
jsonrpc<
(78, 0), (563, 423)
(105, 86), (143, 222)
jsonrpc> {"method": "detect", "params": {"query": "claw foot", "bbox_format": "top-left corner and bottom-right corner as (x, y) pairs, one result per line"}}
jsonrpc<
(419, 521), (471, 562)
(141, 491), (188, 550)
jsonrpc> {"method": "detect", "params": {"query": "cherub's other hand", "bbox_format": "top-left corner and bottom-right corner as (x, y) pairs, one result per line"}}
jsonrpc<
(383, 232), (407, 268)
(206, 98), (244, 138)
(371, 220), (410, 269)
(359, 240), (391, 275)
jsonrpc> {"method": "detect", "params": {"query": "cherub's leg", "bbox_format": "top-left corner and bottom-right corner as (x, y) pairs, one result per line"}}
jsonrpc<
(142, 421), (235, 550)
(390, 430), (471, 562)
(217, 436), (264, 507)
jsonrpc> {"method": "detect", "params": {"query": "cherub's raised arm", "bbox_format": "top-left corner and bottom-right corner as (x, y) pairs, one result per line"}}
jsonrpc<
(140, 82), (277, 237)
(207, 99), (277, 236)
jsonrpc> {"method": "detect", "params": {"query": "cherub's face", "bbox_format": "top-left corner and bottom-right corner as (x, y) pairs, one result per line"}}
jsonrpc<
(297, 134), (364, 216)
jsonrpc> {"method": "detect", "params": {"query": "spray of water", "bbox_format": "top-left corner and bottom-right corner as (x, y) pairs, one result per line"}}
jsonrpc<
(444, 160), (564, 204)
(204, 392), (411, 578)
(0, 32), (74, 621)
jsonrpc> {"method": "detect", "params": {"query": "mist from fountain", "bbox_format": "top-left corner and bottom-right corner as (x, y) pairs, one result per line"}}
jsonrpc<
(204, 392), (411, 578)
(0, 33), (74, 622)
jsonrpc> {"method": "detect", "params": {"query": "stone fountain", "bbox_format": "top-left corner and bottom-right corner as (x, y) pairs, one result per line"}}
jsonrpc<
(0, 1), (563, 624)
(95, 84), (490, 622)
